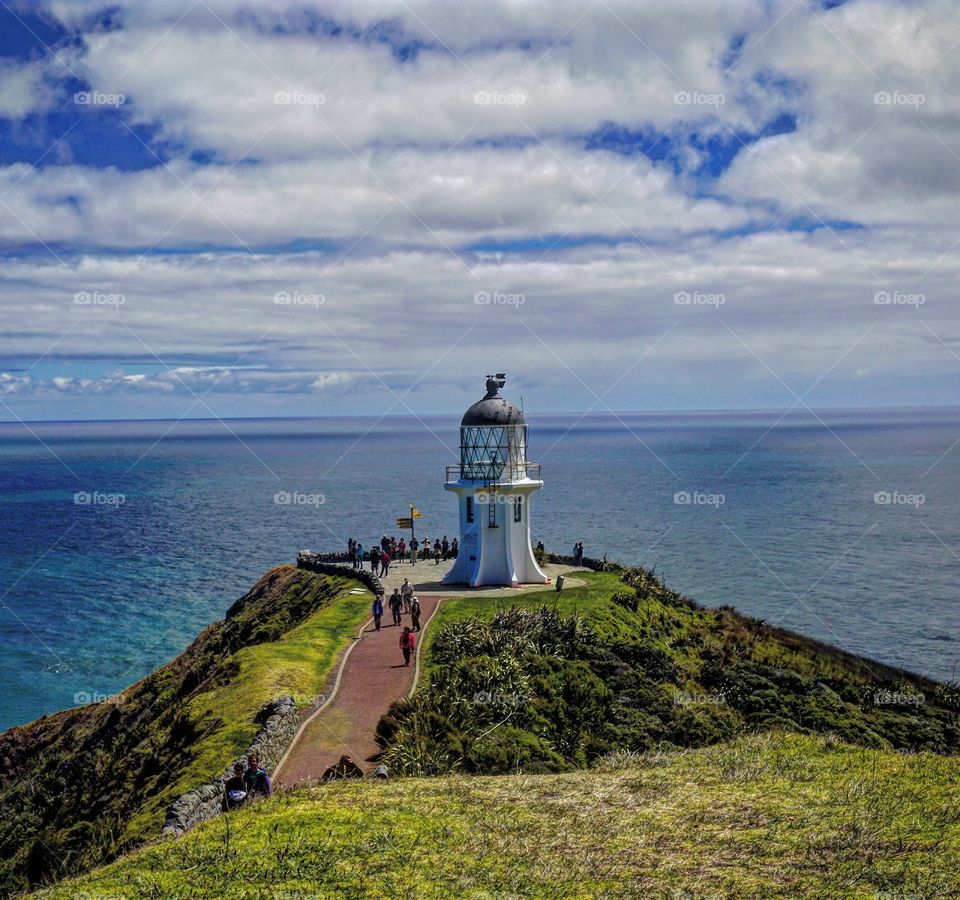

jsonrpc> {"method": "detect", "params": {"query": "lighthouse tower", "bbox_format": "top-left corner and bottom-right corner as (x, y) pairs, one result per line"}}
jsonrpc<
(443, 375), (549, 587)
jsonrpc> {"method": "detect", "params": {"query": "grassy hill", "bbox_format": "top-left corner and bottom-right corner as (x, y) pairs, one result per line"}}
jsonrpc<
(376, 566), (960, 775)
(0, 566), (370, 894)
(8, 559), (960, 897)
(36, 731), (960, 898)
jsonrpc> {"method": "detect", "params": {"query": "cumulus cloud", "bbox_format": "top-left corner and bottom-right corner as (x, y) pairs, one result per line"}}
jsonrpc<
(1, 0), (958, 417)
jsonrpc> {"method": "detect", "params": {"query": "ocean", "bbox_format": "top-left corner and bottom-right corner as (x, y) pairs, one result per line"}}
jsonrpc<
(0, 408), (957, 731)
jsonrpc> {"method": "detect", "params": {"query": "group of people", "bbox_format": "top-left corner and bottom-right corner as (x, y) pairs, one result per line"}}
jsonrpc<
(573, 541), (585, 566)
(346, 534), (458, 571)
(222, 752), (273, 811)
(370, 576), (421, 667)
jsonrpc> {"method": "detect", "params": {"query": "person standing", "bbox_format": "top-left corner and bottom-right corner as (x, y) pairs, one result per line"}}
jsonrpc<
(400, 577), (413, 613)
(410, 537), (419, 566)
(399, 626), (416, 667)
(244, 753), (272, 798)
(355, 542), (364, 570)
(371, 594), (384, 631)
(380, 549), (391, 578)
(369, 544), (381, 574)
(441, 536), (449, 559)
(389, 589), (403, 626)
(450, 537), (458, 558)
(410, 595), (421, 632)
(398, 537), (406, 562)
(433, 539), (441, 565)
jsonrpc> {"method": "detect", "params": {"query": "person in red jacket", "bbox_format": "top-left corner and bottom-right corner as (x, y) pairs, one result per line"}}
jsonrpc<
(399, 626), (416, 667)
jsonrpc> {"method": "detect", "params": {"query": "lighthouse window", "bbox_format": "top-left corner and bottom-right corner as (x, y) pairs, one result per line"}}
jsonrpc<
(513, 495), (523, 522)
(466, 496), (474, 522)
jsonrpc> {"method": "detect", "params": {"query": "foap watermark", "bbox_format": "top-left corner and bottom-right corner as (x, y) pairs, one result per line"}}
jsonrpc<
(473, 690), (524, 708)
(74, 490), (125, 507)
(874, 490), (925, 508)
(74, 690), (121, 706)
(873, 690), (925, 707)
(874, 290), (924, 308)
(874, 90), (925, 109)
(674, 490), (725, 508)
(474, 290), (525, 308)
(673, 690), (726, 706)
(476, 492), (523, 506)
(674, 290), (725, 308)
(473, 90), (526, 107)
(274, 290), (325, 308)
(673, 90), (725, 108)
(74, 90), (125, 107)
(274, 90), (325, 107)
(74, 290), (125, 308)
(274, 490), (325, 507)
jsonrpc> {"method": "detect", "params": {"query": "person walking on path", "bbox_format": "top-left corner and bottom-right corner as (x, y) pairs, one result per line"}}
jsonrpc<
(389, 589), (403, 626)
(369, 544), (381, 574)
(410, 595), (421, 632)
(371, 594), (384, 631)
(380, 549), (391, 578)
(400, 577), (413, 613)
(400, 626), (416, 667)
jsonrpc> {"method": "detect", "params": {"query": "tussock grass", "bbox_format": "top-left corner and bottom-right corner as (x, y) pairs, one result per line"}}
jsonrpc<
(38, 732), (960, 898)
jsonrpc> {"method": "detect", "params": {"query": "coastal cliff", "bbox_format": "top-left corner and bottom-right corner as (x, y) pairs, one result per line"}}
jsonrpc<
(5, 558), (960, 896)
(0, 566), (369, 895)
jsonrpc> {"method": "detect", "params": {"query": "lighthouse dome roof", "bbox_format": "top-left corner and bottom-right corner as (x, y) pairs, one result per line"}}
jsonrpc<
(461, 376), (526, 427)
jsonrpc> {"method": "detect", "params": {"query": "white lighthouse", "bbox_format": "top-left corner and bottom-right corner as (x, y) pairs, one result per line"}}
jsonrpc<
(443, 374), (549, 587)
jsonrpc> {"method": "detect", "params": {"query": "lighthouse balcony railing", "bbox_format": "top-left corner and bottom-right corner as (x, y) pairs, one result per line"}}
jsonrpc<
(446, 462), (541, 483)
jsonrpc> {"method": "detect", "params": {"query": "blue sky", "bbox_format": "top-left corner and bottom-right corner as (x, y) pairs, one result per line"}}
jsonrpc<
(0, 0), (957, 420)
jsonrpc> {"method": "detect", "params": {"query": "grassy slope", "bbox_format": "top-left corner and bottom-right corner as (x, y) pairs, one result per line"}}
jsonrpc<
(431, 569), (943, 687)
(123, 569), (372, 841)
(38, 731), (960, 899)
(421, 571), (625, 668)
(0, 566), (371, 893)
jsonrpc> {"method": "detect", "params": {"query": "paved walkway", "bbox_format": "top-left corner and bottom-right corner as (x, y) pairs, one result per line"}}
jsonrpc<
(274, 592), (443, 787)
(274, 559), (587, 787)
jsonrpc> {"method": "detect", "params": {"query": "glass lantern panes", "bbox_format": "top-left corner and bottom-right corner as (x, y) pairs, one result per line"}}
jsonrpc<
(460, 425), (528, 481)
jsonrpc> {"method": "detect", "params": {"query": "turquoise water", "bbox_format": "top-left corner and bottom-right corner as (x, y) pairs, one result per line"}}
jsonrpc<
(0, 408), (957, 730)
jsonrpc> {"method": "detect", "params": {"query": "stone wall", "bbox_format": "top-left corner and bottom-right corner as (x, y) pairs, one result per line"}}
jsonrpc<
(297, 550), (384, 596)
(161, 695), (299, 837)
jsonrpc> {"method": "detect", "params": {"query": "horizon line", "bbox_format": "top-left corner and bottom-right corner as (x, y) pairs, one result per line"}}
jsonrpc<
(2, 402), (958, 427)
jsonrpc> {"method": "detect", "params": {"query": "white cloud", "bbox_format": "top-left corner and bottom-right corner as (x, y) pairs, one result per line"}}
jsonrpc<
(1, 0), (959, 417)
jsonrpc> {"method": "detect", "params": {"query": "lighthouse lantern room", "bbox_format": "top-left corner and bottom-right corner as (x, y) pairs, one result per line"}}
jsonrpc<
(443, 374), (550, 587)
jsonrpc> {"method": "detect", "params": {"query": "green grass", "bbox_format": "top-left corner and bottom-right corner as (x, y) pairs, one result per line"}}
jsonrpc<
(0, 566), (375, 893)
(121, 572), (373, 843)
(422, 570), (624, 671)
(37, 731), (960, 898)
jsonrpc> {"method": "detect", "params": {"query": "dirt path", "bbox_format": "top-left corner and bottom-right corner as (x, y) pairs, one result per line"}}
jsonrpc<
(274, 592), (444, 787)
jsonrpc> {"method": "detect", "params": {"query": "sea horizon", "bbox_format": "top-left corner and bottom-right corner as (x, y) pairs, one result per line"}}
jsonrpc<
(1, 406), (957, 731)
